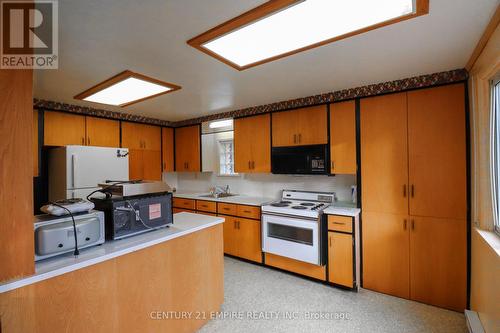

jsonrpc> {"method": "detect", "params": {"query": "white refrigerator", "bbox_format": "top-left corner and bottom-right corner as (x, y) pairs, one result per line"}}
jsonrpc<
(48, 145), (129, 201)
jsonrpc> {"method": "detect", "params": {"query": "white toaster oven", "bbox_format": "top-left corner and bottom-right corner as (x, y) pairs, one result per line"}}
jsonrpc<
(34, 210), (105, 261)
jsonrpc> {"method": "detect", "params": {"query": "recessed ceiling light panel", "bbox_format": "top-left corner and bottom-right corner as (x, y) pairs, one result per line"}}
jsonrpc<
(74, 71), (181, 107)
(188, 0), (429, 70)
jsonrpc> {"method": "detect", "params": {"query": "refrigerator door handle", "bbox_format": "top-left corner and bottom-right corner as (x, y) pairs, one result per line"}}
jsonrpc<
(71, 154), (76, 188)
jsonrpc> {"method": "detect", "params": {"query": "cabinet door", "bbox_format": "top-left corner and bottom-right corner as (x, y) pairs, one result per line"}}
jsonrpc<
(409, 217), (466, 311)
(328, 232), (353, 288)
(234, 114), (271, 173)
(142, 124), (161, 151)
(175, 125), (200, 172)
(362, 212), (410, 299)
(142, 150), (161, 181)
(272, 106), (327, 147)
(44, 111), (86, 146)
(221, 215), (238, 256)
(33, 110), (38, 177)
(295, 105), (328, 146)
(85, 117), (120, 147)
(128, 149), (143, 180)
(121, 122), (143, 150)
(330, 101), (356, 174)
(235, 217), (261, 263)
(161, 127), (174, 172)
(360, 93), (409, 214)
(408, 84), (466, 219)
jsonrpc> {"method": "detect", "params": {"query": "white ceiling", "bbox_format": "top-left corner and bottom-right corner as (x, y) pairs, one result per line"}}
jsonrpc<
(34, 0), (499, 121)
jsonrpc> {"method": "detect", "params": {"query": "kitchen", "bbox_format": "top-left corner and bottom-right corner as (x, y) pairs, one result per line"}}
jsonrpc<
(1, 1), (499, 332)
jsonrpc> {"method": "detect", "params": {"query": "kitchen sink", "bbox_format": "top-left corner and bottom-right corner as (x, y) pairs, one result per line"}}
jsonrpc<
(199, 193), (237, 199)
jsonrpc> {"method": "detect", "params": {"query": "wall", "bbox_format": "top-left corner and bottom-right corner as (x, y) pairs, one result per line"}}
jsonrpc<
(0, 69), (35, 282)
(469, 13), (500, 333)
(164, 172), (357, 203)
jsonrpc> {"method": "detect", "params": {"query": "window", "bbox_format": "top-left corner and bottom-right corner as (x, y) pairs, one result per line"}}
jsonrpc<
(218, 140), (236, 176)
(491, 78), (500, 235)
(188, 0), (429, 70)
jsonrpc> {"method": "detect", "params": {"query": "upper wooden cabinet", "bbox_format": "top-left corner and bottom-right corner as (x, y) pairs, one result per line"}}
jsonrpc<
(128, 149), (162, 181)
(44, 111), (86, 146)
(175, 125), (200, 172)
(162, 127), (174, 172)
(272, 105), (327, 147)
(121, 122), (161, 151)
(361, 92), (409, 215)
(234, 114), (271, 173)
(407, 84), (466, 220)
(86, 117), (120, 148)
(330, 101), (356, 174)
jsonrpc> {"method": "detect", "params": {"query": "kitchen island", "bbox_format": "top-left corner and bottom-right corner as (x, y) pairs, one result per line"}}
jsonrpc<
(0, 212), (224, 333)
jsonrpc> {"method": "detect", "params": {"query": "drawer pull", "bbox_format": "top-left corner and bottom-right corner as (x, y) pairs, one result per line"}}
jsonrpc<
(333, 222), (346, 225)
(243, 210), (251, 213)
(223, 207), (230, 210)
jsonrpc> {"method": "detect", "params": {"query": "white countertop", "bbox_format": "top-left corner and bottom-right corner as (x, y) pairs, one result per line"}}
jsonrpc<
(173, 191), (274, 206)
(0, 213), (224, 294)
(323, 205), (361, 217)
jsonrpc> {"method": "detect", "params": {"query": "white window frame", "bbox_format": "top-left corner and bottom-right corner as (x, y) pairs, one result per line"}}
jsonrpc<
(490, 76), (500, 236)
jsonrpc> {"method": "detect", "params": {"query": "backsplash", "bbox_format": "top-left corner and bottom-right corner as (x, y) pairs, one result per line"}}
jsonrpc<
(163, 172), (357, 202)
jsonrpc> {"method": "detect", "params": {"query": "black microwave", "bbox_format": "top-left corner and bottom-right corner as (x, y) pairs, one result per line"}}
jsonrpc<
(271, 145), (328, 175)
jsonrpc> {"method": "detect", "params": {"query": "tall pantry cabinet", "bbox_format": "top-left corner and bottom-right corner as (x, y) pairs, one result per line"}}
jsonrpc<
(360, 84), (467, 312)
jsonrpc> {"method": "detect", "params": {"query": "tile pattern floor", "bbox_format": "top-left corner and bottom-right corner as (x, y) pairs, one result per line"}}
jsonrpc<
(199, 257), (467, 333)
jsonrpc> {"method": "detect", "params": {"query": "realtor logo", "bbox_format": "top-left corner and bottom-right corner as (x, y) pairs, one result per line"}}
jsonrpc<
(1, 0), (58, 68)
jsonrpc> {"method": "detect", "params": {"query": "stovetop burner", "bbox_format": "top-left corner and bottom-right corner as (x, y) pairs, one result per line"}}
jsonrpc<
(291, 206), (308, 210)
(300, 202), (315, 206)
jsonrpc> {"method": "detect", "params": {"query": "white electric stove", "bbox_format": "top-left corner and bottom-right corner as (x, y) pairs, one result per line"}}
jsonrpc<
(261, 190), (336, 266)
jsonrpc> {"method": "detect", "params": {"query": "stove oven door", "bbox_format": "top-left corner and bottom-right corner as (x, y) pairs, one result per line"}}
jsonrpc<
(262, 214), (321, 265)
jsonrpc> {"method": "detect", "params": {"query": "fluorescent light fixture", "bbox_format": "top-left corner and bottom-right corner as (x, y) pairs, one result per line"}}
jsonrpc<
(188, 0), (428, 70)
(74, 71), (181, 107)
(209, 119), (233, 129)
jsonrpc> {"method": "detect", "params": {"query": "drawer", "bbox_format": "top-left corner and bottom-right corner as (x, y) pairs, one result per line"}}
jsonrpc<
(217, 202), (237, 215)
(196, 200), (217, 213)
(328, 215), (352, 233)
(237, 205), (261, 220)
(173, 207), (194, 214)
(173, 198), (196, 210)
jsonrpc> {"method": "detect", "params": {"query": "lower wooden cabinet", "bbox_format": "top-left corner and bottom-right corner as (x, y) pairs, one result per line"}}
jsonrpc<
(220, 214), (261, 263)
(328, 232), (353, 288)
(362, 212), (466, 311)
(362, 212), (410, 299)
(409, 216), (466, 311)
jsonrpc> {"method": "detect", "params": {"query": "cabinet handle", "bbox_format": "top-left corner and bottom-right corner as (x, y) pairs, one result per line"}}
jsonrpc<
(411, 219), (415, 231)
(251, 161), (255, 169)
(248, 161), (251, 169)
(298, 133), (301, 143)
(293, 134), (297, 144)
(411, 185), (415, 198)
(329, 235), (332, 247)
(333, 222), (345, 225)
(88, 137), (91, 145)
(223, 207), (230, 211)
(331, 161), (334, 171)
(403, 219), (407, 230)
(403, 184), (407, 197)
(81, 137), (84, 145)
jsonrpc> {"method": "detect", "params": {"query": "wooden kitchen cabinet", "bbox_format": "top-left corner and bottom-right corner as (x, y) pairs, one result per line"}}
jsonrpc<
(175, 125), (200, 172)
(162, 127), (174, 172)
(409, 216), (467, 311)
(235, 217), (261, 262)
(222, 215), (238, 256)
(173, 198), (196, 210)
(272, 105), (327, 147)
(328, 232), (353, 288)
(44, 111), (86, 146)
(85, 116), (120, 147)
(407, 84), (467, 220)
(122, 122), (161, 180)
(330, 101), (356, 174)
(234, 114), (271, 173)
(121, 122), (161, 150)
(360, 92), (409, 215)
(362, 211), (410, 299)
